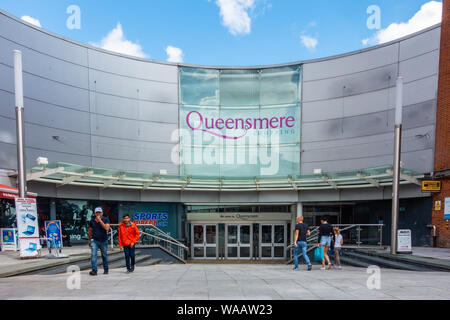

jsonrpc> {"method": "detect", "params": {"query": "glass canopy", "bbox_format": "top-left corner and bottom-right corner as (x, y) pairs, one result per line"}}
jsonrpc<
(23, 162), (423, 192)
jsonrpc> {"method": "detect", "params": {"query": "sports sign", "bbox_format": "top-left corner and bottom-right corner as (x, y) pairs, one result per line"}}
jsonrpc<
(133, 212), (169, 227)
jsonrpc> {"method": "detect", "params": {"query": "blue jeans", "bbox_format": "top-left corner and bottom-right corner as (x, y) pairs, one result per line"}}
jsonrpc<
(293, 241), (311, 268)
(91, 240), (108, 271)
(123, 245), (136, 270)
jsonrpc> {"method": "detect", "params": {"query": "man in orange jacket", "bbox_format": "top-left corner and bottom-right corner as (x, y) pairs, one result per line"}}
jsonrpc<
(118, 214), (140, 273)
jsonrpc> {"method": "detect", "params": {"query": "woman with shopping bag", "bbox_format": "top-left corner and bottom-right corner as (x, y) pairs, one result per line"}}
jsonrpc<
(317, 217), (333, 270)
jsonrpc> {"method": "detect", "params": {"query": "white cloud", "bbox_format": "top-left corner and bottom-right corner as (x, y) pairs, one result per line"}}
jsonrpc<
(215, 0), (255, 35)
(363, 1), (442, 46)
(300, 35), (318, 50)
(166, 46), (184, 63)
(21, 15), (41, 27)
(92, 23), (147, 58)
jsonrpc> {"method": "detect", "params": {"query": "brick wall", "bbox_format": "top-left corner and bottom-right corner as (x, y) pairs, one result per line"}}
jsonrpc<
(432, 178), (450, 247)
(432, 0), (450, 247)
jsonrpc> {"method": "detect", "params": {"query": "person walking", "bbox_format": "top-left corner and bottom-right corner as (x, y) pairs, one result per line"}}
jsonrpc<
(88, 207), (111, 276)
(317, 217), (333, 270)
(293, 216), (312, 271)
(332, 227), (343, 269)
(118, 214), (140, 273)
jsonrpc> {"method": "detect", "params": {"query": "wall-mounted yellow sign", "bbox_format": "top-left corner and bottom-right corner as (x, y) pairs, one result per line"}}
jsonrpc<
(435, 201), (441, 211)
(422, 181), (441, 192)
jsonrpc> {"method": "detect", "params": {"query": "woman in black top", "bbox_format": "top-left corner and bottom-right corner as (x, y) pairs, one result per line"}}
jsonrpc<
(317, 217), (333, 269)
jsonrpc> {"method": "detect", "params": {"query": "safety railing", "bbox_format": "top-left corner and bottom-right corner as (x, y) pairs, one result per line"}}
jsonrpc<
(109, 224), (188, 262)
(287, 224), (384, 264)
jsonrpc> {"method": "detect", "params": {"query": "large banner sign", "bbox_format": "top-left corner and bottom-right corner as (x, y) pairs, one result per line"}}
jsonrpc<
(178, 66), (301, 177)
(15, 198), (40, 257)
(45, 220), (63, 249)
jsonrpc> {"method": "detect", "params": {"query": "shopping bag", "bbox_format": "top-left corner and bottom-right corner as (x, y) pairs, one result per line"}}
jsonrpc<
(314, 246), (324, 261)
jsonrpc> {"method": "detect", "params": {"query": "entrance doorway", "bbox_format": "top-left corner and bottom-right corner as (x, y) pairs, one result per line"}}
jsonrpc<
(259, 223), (287, 259)
(191, 224), (218, 259)
(225, 224), (252, 259)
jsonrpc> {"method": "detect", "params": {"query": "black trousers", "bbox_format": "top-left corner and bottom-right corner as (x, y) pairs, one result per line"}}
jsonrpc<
(123, 245), (136, 270)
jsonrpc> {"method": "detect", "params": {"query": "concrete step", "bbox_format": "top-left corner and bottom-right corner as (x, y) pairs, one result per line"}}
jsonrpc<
(135, 258), (163, 267)
(0, 250), (123, 278)
(107, 254), (153, 270)
(350, 248), (450, 272)
(339, 255), (373, 268)
(23, 251), (131, 275)
(341, 250), (431, 271)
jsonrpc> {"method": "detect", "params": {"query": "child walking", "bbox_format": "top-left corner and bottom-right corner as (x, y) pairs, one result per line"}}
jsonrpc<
(333, 227), (343, 269)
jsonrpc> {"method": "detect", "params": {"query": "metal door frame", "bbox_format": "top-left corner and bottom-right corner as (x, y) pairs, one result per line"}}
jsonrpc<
(259, 222), (287, 260)
(225, 223), (252, 260)
(191, 223), (218, 259)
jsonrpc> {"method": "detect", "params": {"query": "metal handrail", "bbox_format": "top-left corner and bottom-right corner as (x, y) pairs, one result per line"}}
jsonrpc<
(139, 230), (188, 250)
(287, 224), (384, 264)
(109, 224), (188, 261)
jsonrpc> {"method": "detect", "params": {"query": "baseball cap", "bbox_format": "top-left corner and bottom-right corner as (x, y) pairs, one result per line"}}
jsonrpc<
(94, 207), (103, 213)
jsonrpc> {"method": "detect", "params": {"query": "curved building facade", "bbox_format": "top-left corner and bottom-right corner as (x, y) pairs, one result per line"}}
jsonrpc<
(0, 9), (443, 255)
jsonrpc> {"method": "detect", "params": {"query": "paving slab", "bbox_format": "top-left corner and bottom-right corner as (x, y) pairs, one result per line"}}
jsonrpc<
(0, 263), (450, 300)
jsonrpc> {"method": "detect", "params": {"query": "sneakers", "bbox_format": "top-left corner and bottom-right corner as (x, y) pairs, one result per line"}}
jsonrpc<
(131, 265), (135, 272)
(293, 266), (299, 271)
(320, 267), (326, 270)
(126, 269), (132, 274)
(307, 265), (312, 271)
(337, 266), (342, 270)
(89, 270), (97, 276)
(103, 269), (109, 275)
(327, 264), (332, 270)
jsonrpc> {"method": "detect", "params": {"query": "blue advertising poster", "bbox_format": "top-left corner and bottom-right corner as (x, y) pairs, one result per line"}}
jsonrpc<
(45, 220), (63, 249)
(1, 228), (17, 251)
(2, 229), (15, 244)
(119, 203), (179, 238)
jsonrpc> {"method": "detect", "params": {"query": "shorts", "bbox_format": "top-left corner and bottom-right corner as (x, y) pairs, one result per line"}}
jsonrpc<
(320, 236), (331, 247)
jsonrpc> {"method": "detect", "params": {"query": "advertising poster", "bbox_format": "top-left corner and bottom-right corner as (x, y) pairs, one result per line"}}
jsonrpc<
(120, 203), (178, 238)
(445, 198), (450, 220)
(15, 198), (40, 257)
(45, 220), (63, 249)
(397, 229), (412, 253)
(1, 228), (17, 251)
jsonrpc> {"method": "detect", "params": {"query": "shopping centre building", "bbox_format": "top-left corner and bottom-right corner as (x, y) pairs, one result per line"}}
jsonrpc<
(0, 6), (449, 259)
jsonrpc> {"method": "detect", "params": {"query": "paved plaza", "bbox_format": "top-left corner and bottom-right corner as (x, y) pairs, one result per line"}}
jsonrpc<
(1, 263), (450, 300)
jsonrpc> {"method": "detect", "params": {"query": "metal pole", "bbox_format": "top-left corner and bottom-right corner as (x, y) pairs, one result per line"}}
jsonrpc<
(14, 50), (26, 198)
(391, 77), (403, 255)
(379, 225), (383, 247)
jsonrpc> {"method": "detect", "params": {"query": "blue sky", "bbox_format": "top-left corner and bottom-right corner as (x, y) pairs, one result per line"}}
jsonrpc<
(0, 0), (443, 66)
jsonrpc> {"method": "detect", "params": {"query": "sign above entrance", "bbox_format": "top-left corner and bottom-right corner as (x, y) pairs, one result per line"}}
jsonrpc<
(187, 212), (292, 222)
(421, 180), (441, 192)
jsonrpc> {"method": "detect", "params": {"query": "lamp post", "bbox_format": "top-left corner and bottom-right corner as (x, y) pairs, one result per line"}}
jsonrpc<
(391, 76), (403, 255)
(14, 50), (26, 198)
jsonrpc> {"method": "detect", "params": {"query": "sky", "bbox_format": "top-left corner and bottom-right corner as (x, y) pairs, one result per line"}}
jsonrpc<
(0, 0), (443, 66)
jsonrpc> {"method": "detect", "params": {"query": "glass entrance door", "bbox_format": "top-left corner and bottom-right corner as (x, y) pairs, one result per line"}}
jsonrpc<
(191, 224), (218, 259)
(225, 224), (252, 259)
(259, 223), (286, 259)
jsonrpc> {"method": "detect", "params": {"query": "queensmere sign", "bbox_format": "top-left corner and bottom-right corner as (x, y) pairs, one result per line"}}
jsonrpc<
(186, 110), (296, 140)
